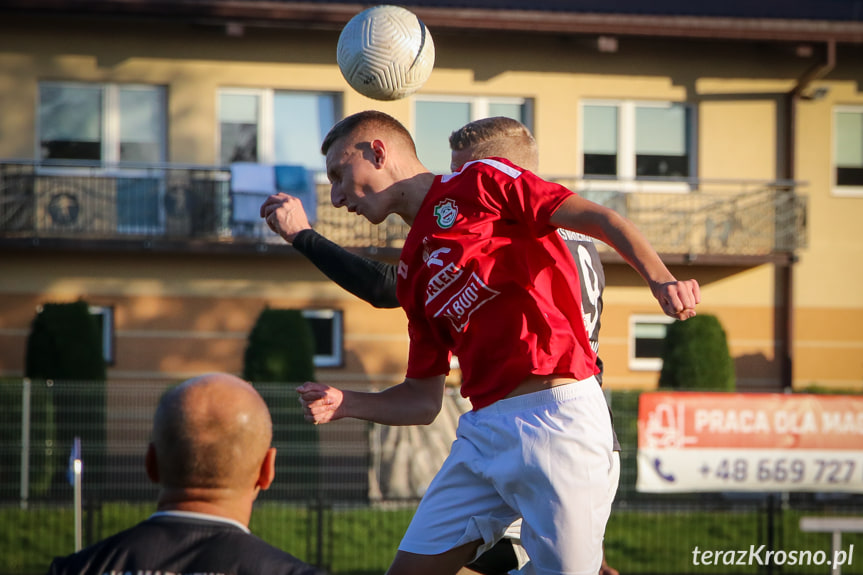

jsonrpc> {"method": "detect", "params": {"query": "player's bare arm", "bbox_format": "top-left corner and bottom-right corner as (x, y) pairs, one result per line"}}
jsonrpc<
(297, 375), (447, 426)
(260, 192), (312, 244)
(550, 194), (700, 320)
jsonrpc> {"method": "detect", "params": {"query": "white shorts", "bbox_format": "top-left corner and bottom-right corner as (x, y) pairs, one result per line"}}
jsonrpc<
(398, 376), (615, 575)
(506, 449), (621, 573)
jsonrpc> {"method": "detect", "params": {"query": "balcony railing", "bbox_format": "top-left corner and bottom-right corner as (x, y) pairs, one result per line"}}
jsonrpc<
(0, 161), (806, 259)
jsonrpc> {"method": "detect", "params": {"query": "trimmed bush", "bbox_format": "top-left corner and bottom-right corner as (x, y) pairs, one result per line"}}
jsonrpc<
(659, 314), (735, 391)
(243, 308), (320, 501)
(24, 301), (107, 500)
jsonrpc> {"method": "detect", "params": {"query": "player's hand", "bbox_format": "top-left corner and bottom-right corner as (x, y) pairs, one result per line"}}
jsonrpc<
(260, 193), (312, 244)
(297, 382), (345, 424)
(655, 279), (700, 320)
(599, 559), (620, 575)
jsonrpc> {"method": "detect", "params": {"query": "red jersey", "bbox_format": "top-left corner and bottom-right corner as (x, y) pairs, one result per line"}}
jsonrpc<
(397, 158), (599, 409)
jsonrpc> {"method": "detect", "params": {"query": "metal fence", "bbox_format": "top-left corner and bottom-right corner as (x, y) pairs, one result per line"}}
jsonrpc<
(1, 380), (860, 575)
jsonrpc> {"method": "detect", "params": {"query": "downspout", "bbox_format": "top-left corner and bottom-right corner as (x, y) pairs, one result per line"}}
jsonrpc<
(779, 40), (835, 390)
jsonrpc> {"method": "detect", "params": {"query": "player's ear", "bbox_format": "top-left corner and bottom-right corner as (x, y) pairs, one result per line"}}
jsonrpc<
(256, 447), (277, 491)
(371, 139), (387, 167)
(145, 443), (159, 484)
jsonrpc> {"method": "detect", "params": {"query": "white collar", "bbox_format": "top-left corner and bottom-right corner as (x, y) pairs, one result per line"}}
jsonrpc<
(149, 510), (251, 534)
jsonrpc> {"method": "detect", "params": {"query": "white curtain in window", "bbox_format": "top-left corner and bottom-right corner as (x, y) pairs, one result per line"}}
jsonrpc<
(415, 101), (471, 173)
(39, 84), (102, 142)
(836, 111), (863, 168)
(583, 105), (618, 154)
(273, 92), (338, 171)
(635, 105), (686, 155)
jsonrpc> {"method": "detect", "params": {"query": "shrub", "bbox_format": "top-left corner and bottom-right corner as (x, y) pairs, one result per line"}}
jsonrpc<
(243, 308), (320, 500)
(658, 314), (735, 391)
(23, 301), (107, 499)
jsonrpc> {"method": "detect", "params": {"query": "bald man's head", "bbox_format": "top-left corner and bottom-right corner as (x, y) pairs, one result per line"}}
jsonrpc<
(151, 373), (272, 491)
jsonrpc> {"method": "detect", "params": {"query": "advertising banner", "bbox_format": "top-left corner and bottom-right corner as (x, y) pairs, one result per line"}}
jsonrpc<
(637, 392), (863, 493)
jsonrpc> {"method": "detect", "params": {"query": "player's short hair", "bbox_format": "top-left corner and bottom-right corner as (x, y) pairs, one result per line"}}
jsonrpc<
(321, 110), (417, 156)
(449, 116), (538, 171)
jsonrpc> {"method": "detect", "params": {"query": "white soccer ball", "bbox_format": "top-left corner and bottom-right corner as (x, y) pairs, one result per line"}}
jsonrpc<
(337, 5), (435, 101)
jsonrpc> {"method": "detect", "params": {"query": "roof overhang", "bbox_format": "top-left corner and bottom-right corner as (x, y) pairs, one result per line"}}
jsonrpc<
(3, 1), (863, 44)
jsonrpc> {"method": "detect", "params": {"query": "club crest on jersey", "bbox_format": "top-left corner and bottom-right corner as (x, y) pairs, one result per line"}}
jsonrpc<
(433, 199), (458, 229)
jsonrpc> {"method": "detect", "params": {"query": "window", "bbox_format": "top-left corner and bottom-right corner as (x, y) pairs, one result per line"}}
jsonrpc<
(582, 101), (693, 189)
(414, 96), (533, 173)
(218, 89), (340, 172)
(39, 82), (166, 165)
(834, 106), (863, 195)
(88, 305), (115, 365)
(629, 315), (675, 371)
(301, 309), (343, 368)
(38, 82), (167, 233)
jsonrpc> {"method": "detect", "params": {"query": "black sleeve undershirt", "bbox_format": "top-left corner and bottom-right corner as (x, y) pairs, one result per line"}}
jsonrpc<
(292, 229), (400, 309)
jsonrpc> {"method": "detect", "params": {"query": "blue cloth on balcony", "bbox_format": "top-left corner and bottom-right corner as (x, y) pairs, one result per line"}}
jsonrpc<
(275, 164), (316, 224)
(229, 162), (317, 238)
(229, 163), (275, 238)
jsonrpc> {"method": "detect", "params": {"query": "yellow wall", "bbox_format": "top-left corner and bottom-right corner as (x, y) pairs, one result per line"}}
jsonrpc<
(1, 14), (861, 392)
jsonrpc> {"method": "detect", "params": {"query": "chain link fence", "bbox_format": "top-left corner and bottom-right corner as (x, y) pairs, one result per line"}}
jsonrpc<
(1, 379), (860, 574)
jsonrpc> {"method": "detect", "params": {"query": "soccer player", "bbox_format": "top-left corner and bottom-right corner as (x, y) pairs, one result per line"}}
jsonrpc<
(261, 110), (699, 575)
(263, 116), (620, 574)
(46, 373), (326, 575)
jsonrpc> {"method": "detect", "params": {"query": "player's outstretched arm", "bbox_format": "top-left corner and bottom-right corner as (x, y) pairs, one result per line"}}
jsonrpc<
(261, 192), (399, 308)
(297, 375), (446, 426)
(293, 230), (399, 308)
(550, 194), (700, 320)
(261, 193), (399, 308)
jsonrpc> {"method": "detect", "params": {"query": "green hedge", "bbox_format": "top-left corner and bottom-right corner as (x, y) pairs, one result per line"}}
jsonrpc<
(23, 301), (107, 499)
(659, 314), (735, 392)
(243, 308), (320, 501)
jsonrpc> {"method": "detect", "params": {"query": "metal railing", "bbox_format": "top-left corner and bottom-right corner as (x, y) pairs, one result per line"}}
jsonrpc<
(0, 161), (806, 256)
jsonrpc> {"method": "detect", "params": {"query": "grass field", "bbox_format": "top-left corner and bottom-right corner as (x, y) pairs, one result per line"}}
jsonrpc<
(3, 501), (861, 574)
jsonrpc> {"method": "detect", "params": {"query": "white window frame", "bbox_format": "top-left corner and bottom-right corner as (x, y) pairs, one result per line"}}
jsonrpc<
(411, 95), (534, 174)
(578, 100), (695, 194)
(35, 82), (168, 234)
(218, 88), (274, 164)
(217, 88), (340, 183)
(37, 82), (167, 169)
(88, 305), (115, 365)
(832, 105), (863, 198)
(629, 314), (675, 371)
(411, 94), (534, 132)
(301, 309), (343, 368)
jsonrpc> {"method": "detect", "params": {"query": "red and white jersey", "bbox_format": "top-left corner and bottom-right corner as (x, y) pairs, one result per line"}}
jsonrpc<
(397, 158), (599, 410)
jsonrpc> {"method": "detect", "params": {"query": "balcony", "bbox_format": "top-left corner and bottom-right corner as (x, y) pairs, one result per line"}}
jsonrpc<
(0, 161), (806, 265)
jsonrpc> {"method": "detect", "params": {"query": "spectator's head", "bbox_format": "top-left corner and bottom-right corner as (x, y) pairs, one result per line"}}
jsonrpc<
(146, 373), (276, 523)
(449, 116), (538, 173)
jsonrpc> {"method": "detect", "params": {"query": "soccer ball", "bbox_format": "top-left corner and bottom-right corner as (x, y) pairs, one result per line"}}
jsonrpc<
(337, 5), (435, 101)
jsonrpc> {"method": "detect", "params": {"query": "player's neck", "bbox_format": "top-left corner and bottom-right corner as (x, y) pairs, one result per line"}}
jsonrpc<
(393, 171), (435, 226)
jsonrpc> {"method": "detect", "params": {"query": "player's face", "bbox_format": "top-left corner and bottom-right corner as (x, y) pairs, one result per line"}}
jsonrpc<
(325, 137), (389, 224)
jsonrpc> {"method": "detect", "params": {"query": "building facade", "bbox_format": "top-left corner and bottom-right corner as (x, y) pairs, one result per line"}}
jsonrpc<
(1, 1), (861, 394)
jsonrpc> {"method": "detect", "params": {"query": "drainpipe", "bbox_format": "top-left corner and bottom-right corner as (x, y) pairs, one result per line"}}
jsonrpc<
(779, 40), (835, 391)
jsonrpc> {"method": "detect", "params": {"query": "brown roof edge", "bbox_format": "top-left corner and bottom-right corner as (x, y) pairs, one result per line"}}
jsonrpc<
(3, 0), (863, 43)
